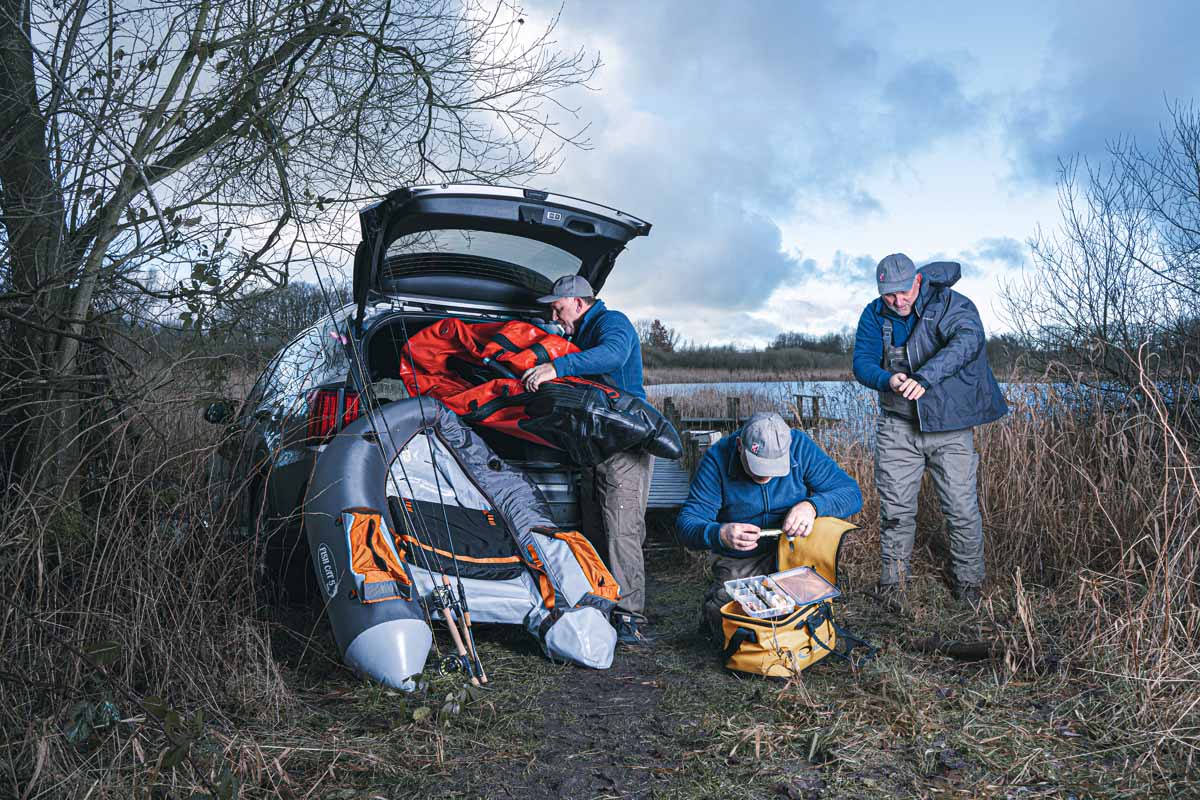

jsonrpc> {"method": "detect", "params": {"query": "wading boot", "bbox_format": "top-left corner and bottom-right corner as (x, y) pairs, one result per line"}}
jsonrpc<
(870, 582), (909, 615)
(952, 583), (983, 612)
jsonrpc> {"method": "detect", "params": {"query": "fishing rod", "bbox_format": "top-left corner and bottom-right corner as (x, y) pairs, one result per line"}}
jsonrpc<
(324, 206), (487, 685)
(281, 192), (475, 672)
(395, 311), (489, 685)
(306, 245), (455, 653)
(384, 422), (485, 685)
(227, 185), (442, 650)
(339, 222), (488, 685)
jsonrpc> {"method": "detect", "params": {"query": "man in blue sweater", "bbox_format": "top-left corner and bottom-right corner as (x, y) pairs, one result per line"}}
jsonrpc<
(852, 254), (1008, 612)
(523, 275), (654, 646)
(676, 412), (863, 639)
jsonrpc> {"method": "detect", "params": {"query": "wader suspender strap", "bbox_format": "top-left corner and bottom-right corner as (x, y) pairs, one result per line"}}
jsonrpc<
(880, 316), (919, 421)
(530, 343), (551, 365)
(488, 333), (520, 354)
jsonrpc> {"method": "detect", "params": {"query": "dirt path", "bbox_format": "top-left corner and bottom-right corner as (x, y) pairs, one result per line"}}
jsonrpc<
(415, 538), (902, 800)
(272, 525), (1183, 799)
(421, 560), (697, 799)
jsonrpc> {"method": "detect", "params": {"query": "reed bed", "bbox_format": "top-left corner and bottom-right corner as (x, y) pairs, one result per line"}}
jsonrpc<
(644, 366), (851, 385)
(2, 357), (1197, 795)
(1, 361), (293, 798)
(672, 368), (1200, 776)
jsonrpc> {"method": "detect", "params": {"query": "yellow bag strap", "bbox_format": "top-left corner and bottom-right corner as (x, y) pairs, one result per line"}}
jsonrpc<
(776, 516), (859, 585)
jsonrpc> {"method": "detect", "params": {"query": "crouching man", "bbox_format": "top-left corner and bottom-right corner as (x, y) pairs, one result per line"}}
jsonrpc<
(676, 412), (863, 639)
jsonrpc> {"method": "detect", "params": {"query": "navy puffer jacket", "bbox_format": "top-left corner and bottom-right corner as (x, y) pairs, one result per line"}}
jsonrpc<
(852, 261), (1008, 432)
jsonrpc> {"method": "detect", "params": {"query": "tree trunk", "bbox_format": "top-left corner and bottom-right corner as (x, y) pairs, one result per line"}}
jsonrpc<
(0, 0), (72, 492)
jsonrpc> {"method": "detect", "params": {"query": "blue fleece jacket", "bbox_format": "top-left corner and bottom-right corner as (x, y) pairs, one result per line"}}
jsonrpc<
(852, 302), (918, 392)
(676, 428), (863, 558)
(551, 299), (646, 399)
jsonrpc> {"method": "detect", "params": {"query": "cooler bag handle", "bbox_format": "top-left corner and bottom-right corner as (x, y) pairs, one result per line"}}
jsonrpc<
(722, 626), (758, 663)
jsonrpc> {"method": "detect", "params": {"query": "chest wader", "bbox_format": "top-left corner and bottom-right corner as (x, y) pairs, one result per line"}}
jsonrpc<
(880, 318), (917, 420)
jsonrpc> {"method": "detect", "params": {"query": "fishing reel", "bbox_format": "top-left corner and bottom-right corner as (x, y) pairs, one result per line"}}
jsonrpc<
(431, 584), (457, 613)
(437, 654), (463, 676)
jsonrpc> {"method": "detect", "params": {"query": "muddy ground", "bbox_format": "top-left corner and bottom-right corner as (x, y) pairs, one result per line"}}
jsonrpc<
(262, 517), (1188, 799)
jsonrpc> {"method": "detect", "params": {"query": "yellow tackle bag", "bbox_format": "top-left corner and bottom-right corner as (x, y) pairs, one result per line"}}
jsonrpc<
(720, 516), (875, 678)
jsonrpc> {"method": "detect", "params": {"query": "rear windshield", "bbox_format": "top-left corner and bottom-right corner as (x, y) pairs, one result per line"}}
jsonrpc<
(382, 230), (581, 294)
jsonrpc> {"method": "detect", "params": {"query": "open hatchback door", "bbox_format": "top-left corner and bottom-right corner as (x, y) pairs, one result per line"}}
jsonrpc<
(352, 185), (652, 327)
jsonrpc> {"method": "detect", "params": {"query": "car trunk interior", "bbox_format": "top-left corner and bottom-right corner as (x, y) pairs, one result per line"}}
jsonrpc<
(363, 309), (581, 526)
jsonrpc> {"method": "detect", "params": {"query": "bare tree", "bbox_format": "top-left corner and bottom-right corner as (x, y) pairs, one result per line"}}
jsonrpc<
(633, 317), (653, 347)
(1004, 103), (1200, 386)
(0, 0), (597, 492)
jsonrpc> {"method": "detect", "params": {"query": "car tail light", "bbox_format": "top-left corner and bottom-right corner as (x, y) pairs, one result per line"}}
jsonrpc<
(342, 391), (361, 427)
(307, 388), (361, 445)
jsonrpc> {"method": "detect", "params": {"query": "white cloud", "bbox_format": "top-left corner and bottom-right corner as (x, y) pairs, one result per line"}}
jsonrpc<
(513, 0), (1189, 344)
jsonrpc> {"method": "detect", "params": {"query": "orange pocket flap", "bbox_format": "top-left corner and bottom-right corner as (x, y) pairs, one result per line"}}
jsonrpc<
(553, 530), (620, 603)
(344, 508), (411, 604)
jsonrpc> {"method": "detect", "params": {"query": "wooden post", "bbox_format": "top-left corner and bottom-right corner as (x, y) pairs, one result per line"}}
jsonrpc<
(794, 394), (805, 425)
(812, 395), (821, 425)
(684, 434), (700, 475)
(726, 396), (740, 429)
(662, 396), (680, 431)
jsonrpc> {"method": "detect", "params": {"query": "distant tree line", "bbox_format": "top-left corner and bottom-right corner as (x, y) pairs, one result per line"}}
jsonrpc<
(642, 343), (848, 373)
(210, 281), (349, 355)
(767, 329), (855, 354)
(635, 318), (1037, 376)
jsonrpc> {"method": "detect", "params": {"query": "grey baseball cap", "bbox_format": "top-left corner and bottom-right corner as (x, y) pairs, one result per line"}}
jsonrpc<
(876, 253), (917, 295)
(739, 412), (791, 478)
(537, 274), (595, 303)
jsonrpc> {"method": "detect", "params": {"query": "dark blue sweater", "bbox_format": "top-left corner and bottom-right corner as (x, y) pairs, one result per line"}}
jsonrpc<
(552, 299), (646, 399)
(676, 428), (863, 558)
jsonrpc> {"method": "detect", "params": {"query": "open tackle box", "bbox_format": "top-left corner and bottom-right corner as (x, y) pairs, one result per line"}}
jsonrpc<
(724, 566), (841, 619)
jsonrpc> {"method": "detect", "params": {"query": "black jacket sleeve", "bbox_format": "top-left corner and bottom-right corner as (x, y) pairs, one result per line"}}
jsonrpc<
(913, 292), (985, 387)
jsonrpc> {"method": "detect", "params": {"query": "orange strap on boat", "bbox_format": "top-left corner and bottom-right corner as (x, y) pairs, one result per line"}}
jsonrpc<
(523, 544), (557, 610)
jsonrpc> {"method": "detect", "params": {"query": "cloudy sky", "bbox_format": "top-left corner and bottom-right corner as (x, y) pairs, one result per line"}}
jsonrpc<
(517, 0), (1200, 346)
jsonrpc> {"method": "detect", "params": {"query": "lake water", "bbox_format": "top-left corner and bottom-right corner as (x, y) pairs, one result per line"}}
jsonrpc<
(645, 380), (877, 444)
(646, 380), (873, 419)
(647, 379), (864, 398)
(645, 379), (1047, 445)
(648, 379), (1043, 411)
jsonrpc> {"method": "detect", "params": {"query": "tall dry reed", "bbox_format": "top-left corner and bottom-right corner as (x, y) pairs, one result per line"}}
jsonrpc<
(6, 356), (1198, 793)
(678, 365), (1199, 772)
(2, 360), (290, 798)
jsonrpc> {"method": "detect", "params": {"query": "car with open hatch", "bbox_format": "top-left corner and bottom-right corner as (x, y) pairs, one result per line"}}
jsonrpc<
(203, 184), (660, 595)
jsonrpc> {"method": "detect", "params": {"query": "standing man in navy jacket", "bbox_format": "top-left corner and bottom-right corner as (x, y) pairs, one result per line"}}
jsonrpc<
(677, 412), (863, 639)
(852, 254), (1008, 612)
(523, 275), (654, 646)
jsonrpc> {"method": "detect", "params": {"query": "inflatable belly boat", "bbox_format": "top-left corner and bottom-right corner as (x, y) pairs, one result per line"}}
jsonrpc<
(304, 398), (620, 690)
